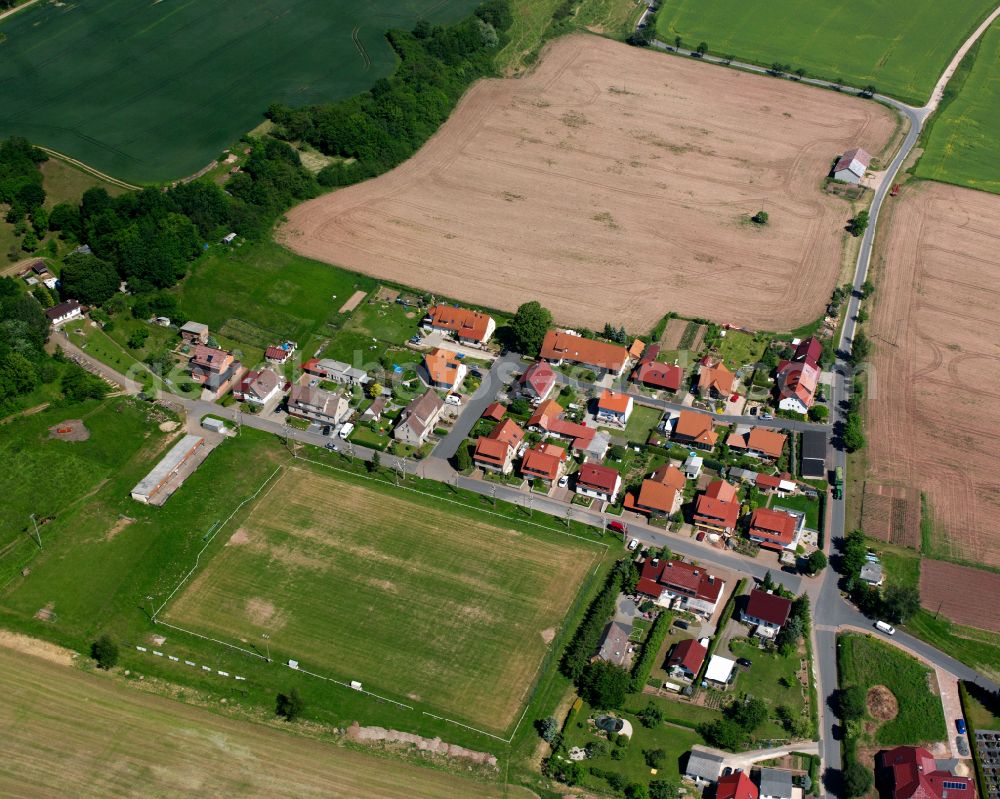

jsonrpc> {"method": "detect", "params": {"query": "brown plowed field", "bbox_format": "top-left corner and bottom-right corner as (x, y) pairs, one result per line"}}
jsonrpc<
(920, 560), (1000, 633)
(862, 483), (920, 548)
(866, 182), (1000, 567)
(280, 35), (897, 331)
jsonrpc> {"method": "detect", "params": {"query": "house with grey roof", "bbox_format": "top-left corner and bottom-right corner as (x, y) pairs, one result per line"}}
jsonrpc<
(860, 561), (884, 586)
(759, 767), (794, 799)
(684, 746), (725, 784)
(597, 621), (632, 668)
(394, 390), (445, 446)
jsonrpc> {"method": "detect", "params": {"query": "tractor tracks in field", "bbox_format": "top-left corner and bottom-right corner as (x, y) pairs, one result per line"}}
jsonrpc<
(352, 27), (372, 71)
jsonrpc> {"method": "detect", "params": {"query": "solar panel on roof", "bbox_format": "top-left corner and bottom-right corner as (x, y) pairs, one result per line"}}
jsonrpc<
(942, 781), (967, 790)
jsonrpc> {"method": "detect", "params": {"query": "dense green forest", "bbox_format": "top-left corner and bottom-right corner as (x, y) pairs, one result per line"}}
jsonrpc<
(267, 0), (514, 186)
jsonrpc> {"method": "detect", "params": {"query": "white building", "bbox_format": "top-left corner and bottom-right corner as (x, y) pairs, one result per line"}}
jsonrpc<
(45, 299), (84, 327)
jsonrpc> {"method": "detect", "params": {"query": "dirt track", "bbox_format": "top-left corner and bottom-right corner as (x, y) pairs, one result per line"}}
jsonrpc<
(867, 182), (1000, 567)
(280, 35), (897, 331)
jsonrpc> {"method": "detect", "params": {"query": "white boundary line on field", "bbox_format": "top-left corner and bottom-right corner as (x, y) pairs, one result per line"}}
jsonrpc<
(153, 465), (283, 619)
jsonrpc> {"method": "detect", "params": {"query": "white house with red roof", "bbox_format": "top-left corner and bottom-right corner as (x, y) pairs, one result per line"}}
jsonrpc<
(833, 147), (871, 184)
(575, 462), (621, 504)
(519, 361), (556, 402)
(877, 746), (975, 799)
(741, 589), (793, 638)
(637, 558), (724, 617)
(595, 389), (633, 426)
(667, 638), (708, 679)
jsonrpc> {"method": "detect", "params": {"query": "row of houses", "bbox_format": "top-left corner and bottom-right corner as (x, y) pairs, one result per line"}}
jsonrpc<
(684, 755), (797, 799)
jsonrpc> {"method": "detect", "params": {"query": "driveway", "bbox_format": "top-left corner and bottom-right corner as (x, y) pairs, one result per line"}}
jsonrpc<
(417, 329), (499, 362)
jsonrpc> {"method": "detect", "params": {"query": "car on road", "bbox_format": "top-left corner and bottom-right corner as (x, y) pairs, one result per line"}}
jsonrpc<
(321, 425), (331, 436)
(558, 474), (569, 488)
(875, 620), (896, 635)
(338, 422), (354, 440)
(445, 394), (462, 406)
(608, 520), (628, 535)
(736, 657), (753, 668)
(956, 719), (967, 735)
(325, 442), (338, 451)
(760, 411), (774, 420)
(628, 538), (639, 551)
(957, 736), (969, 756)
(696, 531), (705, 542)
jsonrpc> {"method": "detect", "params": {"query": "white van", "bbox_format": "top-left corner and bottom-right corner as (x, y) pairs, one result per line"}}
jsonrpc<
(338, 422), (355, 440)
(875, 620), (896, 635)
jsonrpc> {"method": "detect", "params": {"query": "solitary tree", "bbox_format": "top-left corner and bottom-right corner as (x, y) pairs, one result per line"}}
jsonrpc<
(795, 67), (806, 79)
(808, 405), (829, 422)
(696, 41), (708, 55)
(843, 760), (874, 797)
(509, 301), (552, 356)
(848, 210), (870, 236)
(455, 442), (473, 472)
(861, 84), (877, 98)
(536, 716), (560, 742)
(834, 685), (867, 721)
(276, 688), (304, 721)
(91, 635), (119, 670)
(367, 450), (381, 473)
(805, 549), (828, 575)
(882, 584), (920, 623)
(861, 279), (875, 298)
(850, 331), (872, 364)
(751, 210), (769, 225)
(674, 35), (682, 49)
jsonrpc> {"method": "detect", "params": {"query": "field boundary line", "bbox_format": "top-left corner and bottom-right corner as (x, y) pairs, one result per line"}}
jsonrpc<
(36, 146), (141, 190)
(289, 664), (413, 711)
(291, 455), (610, 551)
(421, 711), (511, 743)
(151, 620), (268, 662)
(153, 465), (283, 618)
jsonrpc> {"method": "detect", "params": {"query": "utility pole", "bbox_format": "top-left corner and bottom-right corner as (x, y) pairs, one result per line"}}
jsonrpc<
(491, 483), (497, 508)
(261, 633), (271, 663)
(145, 594), (156, 622)
(29, 514), (42, 549)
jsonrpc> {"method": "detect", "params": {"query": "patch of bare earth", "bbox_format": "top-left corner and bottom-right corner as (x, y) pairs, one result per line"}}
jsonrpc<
(867, 182), (1000, 567)
(226, 528), (250, 546)
(34, 602), (55, 621)
(105, 515), (135, 542)
(48, 419), (89, 441)
(0, 630), (75, 666)
(867, 685), (899, 721)
(540, 627), (556, 644)
(280, 35), (897, 331)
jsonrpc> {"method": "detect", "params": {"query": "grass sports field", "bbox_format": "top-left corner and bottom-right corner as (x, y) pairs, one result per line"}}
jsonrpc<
(916, 21), (1000, 193)
(0, 0), (479, 183)
(164, 465), (598, 734)
(0, 642), (522, 798)
(655, 0), (999, 105)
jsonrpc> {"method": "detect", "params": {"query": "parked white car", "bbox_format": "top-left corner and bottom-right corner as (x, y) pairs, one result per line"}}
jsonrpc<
(445, 394), (462, 406)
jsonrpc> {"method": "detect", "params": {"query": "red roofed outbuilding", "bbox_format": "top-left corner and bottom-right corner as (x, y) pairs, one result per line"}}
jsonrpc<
(717, 771), (759, 799)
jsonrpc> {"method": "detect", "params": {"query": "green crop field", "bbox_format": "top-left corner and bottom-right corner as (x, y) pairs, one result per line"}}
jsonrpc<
(163, 464), (598, 734)
(655, 0), (999, 105)
(916, 21), (1000, 193)
(0, 0), (479, 183)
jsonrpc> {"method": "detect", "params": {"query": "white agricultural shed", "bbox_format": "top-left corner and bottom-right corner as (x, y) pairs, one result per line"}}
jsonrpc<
(131, 435), (205, 505)
(833, 147), (872, 184)
(704, 654), (736, 686)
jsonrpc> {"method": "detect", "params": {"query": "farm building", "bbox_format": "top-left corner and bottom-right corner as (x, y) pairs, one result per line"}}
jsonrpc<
(179, 321), (209, 344)
(45, 300), (84, 327)
(758, 768), (794, 799)
(131, 435), (206, 506)
(833, 147), (871, 184)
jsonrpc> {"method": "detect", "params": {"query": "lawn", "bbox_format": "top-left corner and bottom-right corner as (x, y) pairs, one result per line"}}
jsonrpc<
(322, 298), (422, 365)
(176, 241), (375, 359)
(562, 698), (704, 793)
(838, 632), (947, 745)
(715, 331), (769, 370)
(0, 645), (518, 799)
(655, 0), (999, 105)
(622, 405), (663, 445)
(729, 640), (809, 740)
(916, 21), (1000, 193)
(0, 398), (169, 578)
(163, 464), (598, 734)
(0, 0), (480, 182)
(773, 495), (820, 530)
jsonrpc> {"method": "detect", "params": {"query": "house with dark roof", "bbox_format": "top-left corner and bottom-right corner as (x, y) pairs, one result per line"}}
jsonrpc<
(45, 299), (84, 327)
(667, 638), (707, 679)
(519, 361), (556, 402)
(833, 147), (872, 184)
(637, 558), (724, 616)
(575, 463), (622, 504)
(394, 390), (445, 446)
(473, 418), (524, 474)
(749, 507), (801, 551)
(597, 620), (633, 668)
(693, 480), (741, 534)
(801, 430), (828, 478)
(741, 589), (793, 637)
(718, 770), (759, 799)
(877, 746), (975, 799)
(539, 330), (629, 377)
(233, 368), (282, 405)
(758, 767), (794, 799)
(287, 384), (349, 426)
(684, 746), (725, 784)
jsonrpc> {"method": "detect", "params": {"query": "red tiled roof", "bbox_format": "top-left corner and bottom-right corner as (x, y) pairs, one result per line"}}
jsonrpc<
(598, 389), (631, 413)
(629, 339), (646, 358)
(519, 361), (556, 397)
(694, 494), (740, 530)
(744, 589), (793, 627)
(834, 147), (872, 175)
(667, 638), (707, 675)
(704, 480), (738, 502)
(529, 399), (595, 448)
(488, 418), (524, 449)
(651, 464), (686, 491)
(265, 345), (289, 361)
(750, 507), (798, 547)
(637, 558), (723, 603)
(717, 771), (759, 799)
(633, 360), (683, 390)
(777, 361), (820, 408)
(539, 330), (629, 371)
(427, 304), (493, 342)
(483, 402), (506, 421)
(634, 480), (680, 515)
(474, 436), (510, 466)
(424, 348), (464, 388)
(880, 746), (975, 799)
(674, 410), (718, 446)
(520, 443), (566, 481)
(755, 473), (782, 489)
(699, 362), (735, 394)
(793, 336), (822, 368)
(729, 427), (788, 458)
(577, 463), (620, 494)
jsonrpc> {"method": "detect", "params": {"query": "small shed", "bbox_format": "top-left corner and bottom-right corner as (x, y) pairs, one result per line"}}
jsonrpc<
(202, 417), (226, 434)
(684, 746), (725, 784)
(179, 321), (209, 345)
(221, 232), (238, 245)
(683, 453), (703, 480)
(833, 147), (872, 184)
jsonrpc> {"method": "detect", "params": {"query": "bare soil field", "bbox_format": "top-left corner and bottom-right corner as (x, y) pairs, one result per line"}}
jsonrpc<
(866, 182), (1000, 567)
(0, 644), (517, 799)
(281, 35), (897, 332)
(919, 560), (1000, 634)
(861, 483), (920, 548)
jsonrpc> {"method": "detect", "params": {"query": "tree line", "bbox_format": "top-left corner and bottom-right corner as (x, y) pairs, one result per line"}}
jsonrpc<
(266, 1), (514, 188)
